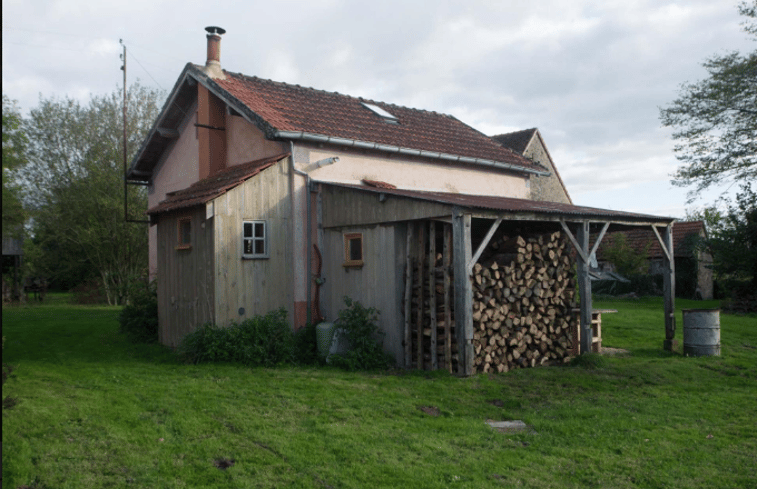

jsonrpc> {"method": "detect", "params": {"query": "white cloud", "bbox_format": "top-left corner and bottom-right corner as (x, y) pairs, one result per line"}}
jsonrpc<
(89, 38), (120, 57)
(1, 0), (752, 216)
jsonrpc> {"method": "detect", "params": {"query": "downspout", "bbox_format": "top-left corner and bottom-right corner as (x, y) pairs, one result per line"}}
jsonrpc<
(289, 141), (311, 326)
(289, 140), (338, 326)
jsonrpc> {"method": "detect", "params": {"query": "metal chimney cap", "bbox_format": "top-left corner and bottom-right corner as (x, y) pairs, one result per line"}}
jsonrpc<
(205, 26), (226, 35)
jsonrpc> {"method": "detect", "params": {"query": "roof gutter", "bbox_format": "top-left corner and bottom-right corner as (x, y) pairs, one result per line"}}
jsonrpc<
(274, 130), (551, 177)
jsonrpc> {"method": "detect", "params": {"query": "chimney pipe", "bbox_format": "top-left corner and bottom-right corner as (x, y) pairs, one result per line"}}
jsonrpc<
(203, 26), (226, 79)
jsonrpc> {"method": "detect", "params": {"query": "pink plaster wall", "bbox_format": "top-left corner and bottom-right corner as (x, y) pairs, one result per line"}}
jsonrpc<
(148, 107), (200, 278)
(302, 147), (530, 198)
(149, 110), (288, 279)
(226, 113), (287, 166)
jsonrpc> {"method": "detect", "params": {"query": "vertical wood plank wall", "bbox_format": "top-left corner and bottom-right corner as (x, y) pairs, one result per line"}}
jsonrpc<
(156, 205), (215, 348)
(213, 160), (294, 327)
(320, 223), (406, 364)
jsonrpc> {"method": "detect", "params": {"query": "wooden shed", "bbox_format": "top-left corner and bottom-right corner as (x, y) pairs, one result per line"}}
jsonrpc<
(146, 154), (293, 347)
(317, 183), (676, 375)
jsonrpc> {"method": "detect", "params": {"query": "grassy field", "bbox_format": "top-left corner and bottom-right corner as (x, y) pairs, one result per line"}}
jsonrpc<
(2, 295), (756, 488)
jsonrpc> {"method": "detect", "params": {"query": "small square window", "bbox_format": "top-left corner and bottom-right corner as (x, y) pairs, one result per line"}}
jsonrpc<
(243, 220), (268, 259)
(176, 217), (192, 250)
(343, 233), (363, 267)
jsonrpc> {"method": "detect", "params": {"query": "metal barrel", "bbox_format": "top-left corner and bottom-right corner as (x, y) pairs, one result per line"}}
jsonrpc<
(682, 309), (721, 357)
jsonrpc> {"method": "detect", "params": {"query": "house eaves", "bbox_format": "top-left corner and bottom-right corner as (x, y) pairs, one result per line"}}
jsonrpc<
(274, 130), (550, 177)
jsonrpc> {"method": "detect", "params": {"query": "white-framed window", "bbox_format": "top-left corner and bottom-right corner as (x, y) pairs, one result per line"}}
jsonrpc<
(343, 232), (364, 267)
(243, 220), (268, 259)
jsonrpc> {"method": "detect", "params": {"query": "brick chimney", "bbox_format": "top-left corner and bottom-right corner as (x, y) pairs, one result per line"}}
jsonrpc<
(203, 26), (226, 79)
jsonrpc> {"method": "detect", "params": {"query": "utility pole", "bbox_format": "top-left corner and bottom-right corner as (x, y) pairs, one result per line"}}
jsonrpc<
(121, 40), (149, 224)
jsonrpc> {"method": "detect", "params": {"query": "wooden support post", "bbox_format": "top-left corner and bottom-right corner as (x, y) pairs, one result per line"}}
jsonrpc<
(453, 208), (473, 376)
(416, 223), (425, 369)
(661, 224), (676, 351)
(429, 221), (438, 370)
(443, 223), (453, 373)
(576, 221), (593, 355)
(404, 222), (414, 368)
(468, 217), (503, 272)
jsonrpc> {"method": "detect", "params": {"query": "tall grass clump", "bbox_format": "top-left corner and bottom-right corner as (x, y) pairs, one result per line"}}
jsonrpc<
(178, 308), (294, 367)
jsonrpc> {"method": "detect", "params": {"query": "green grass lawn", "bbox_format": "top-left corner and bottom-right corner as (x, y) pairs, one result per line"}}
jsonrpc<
(2, 297), (756, 488)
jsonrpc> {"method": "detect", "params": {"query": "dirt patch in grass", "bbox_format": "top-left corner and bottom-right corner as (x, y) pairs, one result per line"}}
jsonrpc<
(3, 395), (18, 409)
(600, 347), (630, 356)
(213, 457), (235, 470)
(418, 405), (440, 417)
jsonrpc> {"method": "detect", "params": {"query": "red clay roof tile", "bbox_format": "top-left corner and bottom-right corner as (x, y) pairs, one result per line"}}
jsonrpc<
(596, 221), (705, 259)
(213, 70), (545, 174)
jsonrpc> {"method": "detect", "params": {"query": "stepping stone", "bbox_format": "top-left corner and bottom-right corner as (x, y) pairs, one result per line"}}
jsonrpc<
(486, 420), (528, 432)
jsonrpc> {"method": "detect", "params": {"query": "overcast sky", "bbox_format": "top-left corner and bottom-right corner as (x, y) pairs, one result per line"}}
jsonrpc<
(2, 0), (753, 218)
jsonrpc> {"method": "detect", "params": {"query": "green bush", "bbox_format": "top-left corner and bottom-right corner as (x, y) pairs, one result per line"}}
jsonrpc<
(328, 297), (392, 371)
(178, 308), (294, 367)
(117, 279), (158, 343)
(292, 322), (321, 366)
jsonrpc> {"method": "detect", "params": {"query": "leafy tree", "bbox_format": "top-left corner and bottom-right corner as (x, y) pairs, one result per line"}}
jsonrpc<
(659, 1), (756, 201)
(688, 185), (757, 292)
(13, 83), (163, 303)
(602, 233), (651, 278)
(2, 96), (27, 236)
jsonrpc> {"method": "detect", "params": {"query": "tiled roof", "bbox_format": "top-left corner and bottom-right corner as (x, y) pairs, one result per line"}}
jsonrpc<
(596, 221), (705, 259)
(211, 69), (546, 174)
(491, 128), (537, 154)
(325, 182), (674, 223)
(129, 64), (549, 181)
(147, 153), (289, 215)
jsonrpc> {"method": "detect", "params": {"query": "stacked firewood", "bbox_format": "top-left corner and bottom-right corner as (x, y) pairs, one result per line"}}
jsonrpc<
(410, 255), (458, 371)
(471, 232), (577, 373)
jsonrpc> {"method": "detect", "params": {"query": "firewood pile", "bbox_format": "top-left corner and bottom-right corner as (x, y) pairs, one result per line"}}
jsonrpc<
(471, 231), (577, 373)
(409, 249), (458, 372)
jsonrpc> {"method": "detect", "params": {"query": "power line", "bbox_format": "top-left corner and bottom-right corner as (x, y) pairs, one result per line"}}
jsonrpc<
(1, 40), (83, 52)
(2, 26), (102, 40)
(125, 46), (166, 91)
(118, 38), (187, 63)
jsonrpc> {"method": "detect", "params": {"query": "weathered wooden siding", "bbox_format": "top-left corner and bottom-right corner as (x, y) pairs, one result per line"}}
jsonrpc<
(320, 184), (451, 228)
(320, 223), (407, 365)
(213, 159), (293, 326)
(156, 206), (215, 348)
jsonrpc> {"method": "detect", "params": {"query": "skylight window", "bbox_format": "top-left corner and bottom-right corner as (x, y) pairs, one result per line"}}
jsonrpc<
(361, 102), (398, 123)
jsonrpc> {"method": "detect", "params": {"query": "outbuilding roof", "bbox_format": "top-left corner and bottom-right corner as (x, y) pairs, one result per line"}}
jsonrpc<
(146, 153), (289, 215)
(323, 181), (675, 224)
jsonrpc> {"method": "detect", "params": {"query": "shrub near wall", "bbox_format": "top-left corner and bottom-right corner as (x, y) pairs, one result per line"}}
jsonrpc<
(178, 308), (294, 367)
(328, 297), (392, 371)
